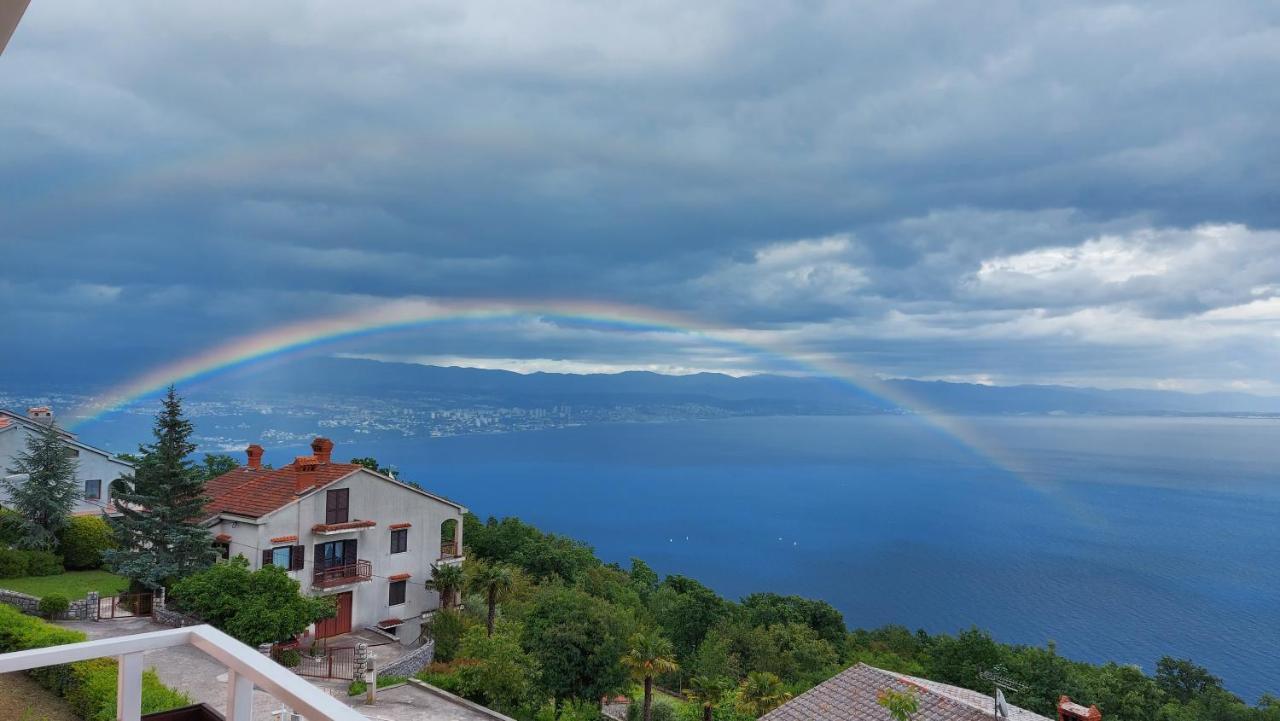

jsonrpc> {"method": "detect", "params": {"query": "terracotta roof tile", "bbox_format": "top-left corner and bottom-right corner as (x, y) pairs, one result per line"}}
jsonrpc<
(759, 664), (1052, 721)
(203, 460), (362, 519)
(270, 534), (299, 544)
(389, 522), (412, 530)
(387, 573), (411, 581)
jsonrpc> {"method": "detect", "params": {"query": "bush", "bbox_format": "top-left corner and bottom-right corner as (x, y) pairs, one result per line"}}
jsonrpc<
(348, 680), (367, 696)
(423, 607), (469, 662)
(0, 604), (189, 721)
(0, 547), (29, 577)
(38, 594), (70, 618)
(0, 507), (25, 545)
(627, 698), (678, 721)
(59, 516), (114, 570)
(24, 550), (63, 576)
(277, 648), (301, 668)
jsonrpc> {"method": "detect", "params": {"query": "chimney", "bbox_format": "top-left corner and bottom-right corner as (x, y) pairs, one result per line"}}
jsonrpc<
(311, 437), (334, 465)
(294, 456), (319, 493)
(27, 406), (53, 425)
(245, 444), (264, 470)
(1058, 697), (1101, 721)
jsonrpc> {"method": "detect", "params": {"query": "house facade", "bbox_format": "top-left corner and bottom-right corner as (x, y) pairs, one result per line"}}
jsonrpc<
(201, 437), (465, 644)
(0, 407), (132, 515)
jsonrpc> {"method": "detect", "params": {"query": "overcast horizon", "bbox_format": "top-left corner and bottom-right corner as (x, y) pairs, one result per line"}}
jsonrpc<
(4, 2), (1280, 395)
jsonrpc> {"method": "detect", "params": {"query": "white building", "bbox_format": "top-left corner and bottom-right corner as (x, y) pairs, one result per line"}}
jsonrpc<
(0, 407), (133, 515)
(201, 437), (466, 644)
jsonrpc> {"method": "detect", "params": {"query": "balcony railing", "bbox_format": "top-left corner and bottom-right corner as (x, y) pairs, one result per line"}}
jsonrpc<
(439, 540), (461, 560)
(312, 559), (372, 588)
(0, 624), (363, 721)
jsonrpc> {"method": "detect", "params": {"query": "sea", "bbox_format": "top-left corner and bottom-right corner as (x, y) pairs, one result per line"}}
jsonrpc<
(95, 413), (1280, 700)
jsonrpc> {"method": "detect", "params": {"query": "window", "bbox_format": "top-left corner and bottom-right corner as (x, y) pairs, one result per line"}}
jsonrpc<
(213, 541), (230, 560)
(317, 539), (356, 569)
(325, 488), (349, 524)
(390, 528), (408, 554)
(262, 545), (305, 571)
(389, 579), (406, 606)
(83, 479), (102, 500)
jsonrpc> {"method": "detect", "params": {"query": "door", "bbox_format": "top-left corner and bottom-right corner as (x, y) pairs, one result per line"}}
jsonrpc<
(315, 591), (353, 638)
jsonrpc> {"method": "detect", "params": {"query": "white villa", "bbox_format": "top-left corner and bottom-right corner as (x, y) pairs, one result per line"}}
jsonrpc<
(201, 437), (467, 644)
(0, 406), (133, 516)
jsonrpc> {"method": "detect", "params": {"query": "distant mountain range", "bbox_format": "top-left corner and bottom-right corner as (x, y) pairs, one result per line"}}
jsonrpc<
(222, 356), (1280, 416)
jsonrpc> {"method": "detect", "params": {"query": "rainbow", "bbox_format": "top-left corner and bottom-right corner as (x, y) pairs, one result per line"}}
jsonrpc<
(68, 297), (1049, 493)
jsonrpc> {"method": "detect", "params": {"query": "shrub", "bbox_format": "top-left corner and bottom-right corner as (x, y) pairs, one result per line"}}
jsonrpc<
(24, 550), (63, 576)
(38, 594), (70, 618)
(347, 680), (367, 696)
(59, 516), (115, 570)
(0, 604), (189, 721)
(627, 698), (678, 721)
(0, 507), (25, 545)
(0, 547), (30, 577)
(277, 648), (302, 668)
(423, 607), (468, 662)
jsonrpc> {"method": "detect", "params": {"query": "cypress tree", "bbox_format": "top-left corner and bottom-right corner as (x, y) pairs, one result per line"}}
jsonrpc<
(2, 420), (80, 550)
(105, 386), (217, 589)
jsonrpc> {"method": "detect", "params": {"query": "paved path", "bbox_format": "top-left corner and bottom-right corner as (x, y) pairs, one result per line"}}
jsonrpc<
(348, 682), (506, 721)
(60, 618), (344, 721)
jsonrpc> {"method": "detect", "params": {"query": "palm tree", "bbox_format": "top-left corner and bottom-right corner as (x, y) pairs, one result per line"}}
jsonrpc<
(687, 675), (732, 721)
(467, 560), (514, 637)
(736, 671), (791, 718)
(425, 562), (464, 609)
(622, 629), (679, 721)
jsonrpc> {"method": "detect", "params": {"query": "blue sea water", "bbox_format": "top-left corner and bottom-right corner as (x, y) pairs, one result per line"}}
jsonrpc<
(367, 415), (1280, 701)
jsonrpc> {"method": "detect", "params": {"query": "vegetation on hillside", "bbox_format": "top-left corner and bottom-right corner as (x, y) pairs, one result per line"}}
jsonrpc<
(417, 512), (1279, 721)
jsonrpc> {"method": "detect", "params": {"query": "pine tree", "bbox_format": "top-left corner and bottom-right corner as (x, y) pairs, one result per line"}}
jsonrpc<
(2, 420), (80, 550)
(104, 386), (217, 589)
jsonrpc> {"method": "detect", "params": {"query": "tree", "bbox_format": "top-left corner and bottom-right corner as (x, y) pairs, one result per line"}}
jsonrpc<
(622, 629), (679, 721)
(523, 585), (630, 707)
(877, 687), (920, 721)
(104, 386), (217, 589)
(456, 621), (541, 712)
(427, 562), (466, 609)
(469, 561), (515, 637)
(687, 675), (732, 721)
(736, 671), (791, 717)
(349, 457), (391, 475)
(650, 576), (729, 665)
(199, 454), (238, 480)
(171, 557), (334, 645)
(2, 419), (80, 550)
(742, 593), (847, 648)
(1155, 657), (1227, 704)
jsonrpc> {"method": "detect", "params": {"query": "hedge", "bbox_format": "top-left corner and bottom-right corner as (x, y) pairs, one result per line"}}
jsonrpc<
(0, 604), (190, 719)
(0, 547), (64, 578)
(59, 516), (115, 570)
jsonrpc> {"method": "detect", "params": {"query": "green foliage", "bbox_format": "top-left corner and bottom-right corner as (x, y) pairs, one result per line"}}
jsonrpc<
(347, 675), (408, 696)
(456, 621), (541, 712)
(104, 387), (217, 589)
(24, 550), (62, 576)
(171, 556), (335, 645)
(924, 626), (1004, 692)
(347, 679), (366, 696)
(37, 594), (69, 618)
(736, 671), (791, 717)
(523, 584), (631, 704)
(58, 516), (115, 570)
(0, 507), (26, 545)
(877, 687), (921, 721)
(0, 605), (188, 721)
(350, 457), (392, 475)
(741, 593), (846, 647)
(650, 576), (729, 665)
(418, 660), (474, 694)
(0, 569), (128, 597)
(427, 562), (466, 609)
(465, 514), (596, 582)
(468, 560), (515, 637)
(628, 697), (678, 721)
(2, 420), (80, 550)
(1156, 657), (1227, 705)
(0, 547), (32, 577)
(277, 648), (302, 668)
(199, 453), (239, 480)
(424, 607), (471, 662)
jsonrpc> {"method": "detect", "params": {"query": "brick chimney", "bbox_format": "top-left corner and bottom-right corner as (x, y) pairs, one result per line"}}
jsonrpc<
(245, 444), (264, 470)
(294, 456), (319, 493)
(311, 437), (334, 465)
(1058, 696), (1101, 721)
(27, 406), (53, 425)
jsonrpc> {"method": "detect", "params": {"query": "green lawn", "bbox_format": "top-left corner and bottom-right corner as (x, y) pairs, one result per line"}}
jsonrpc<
(0, 570), (129, 599)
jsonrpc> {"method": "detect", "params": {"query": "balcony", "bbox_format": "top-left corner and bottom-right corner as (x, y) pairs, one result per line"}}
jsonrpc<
(0, 624), (363, 721)
(312, 559), (372, 589)
(439, 540), (463, 563)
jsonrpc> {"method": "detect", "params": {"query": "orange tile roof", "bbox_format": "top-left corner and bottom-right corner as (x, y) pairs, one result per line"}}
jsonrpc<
(389, 522), (411, 530)
(270, 534), (299, 543)
(204, 460), (362, 519)
(387, 573), (411, 581)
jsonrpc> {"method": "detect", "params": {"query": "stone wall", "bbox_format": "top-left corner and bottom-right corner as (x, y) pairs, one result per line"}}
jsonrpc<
(152, 606), (201, 627)
(378, 639), (435, 679)
(0, 588), (98, 621)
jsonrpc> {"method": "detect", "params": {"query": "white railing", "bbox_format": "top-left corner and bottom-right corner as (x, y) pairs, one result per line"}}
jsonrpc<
(0, 624), (364, 721)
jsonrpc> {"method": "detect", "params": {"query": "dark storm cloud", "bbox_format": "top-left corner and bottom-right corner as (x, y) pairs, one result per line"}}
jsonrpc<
(2, 1), (1279, 391)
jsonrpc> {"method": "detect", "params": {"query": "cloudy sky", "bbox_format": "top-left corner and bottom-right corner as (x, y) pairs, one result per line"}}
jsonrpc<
(3, 1), (1279, 393)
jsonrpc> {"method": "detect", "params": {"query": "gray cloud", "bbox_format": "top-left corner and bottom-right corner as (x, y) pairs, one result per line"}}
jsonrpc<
(2, 1), (1279, 392)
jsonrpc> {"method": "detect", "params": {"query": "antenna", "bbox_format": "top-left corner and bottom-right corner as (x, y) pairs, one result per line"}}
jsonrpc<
(979, 668), (1026, 719)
